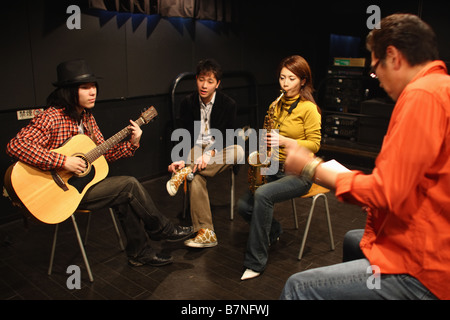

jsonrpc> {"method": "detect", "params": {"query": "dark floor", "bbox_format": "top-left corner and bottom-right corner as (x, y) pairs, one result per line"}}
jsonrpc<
(0, 163), (367, 300)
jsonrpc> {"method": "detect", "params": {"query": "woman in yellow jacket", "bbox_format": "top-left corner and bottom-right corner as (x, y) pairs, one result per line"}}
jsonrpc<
(238, 55), (321, 280)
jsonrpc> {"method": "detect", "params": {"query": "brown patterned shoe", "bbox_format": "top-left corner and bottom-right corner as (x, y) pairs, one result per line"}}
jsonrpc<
(166, 166), (192, 196)
(184, 228), (218, 248)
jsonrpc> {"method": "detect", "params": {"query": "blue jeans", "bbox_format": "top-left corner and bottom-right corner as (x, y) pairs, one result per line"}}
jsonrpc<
(238, 170), (312, 273)
(280, 229), (438, 300)
(79, 176), (174, 259)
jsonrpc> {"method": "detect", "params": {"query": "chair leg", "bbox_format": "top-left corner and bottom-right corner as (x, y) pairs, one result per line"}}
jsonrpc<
(230, 170), (235, 220)
(298, 196), (317, 260)
(84, 214), (92, 245)
(48, 216), (94, 282)
(323, 196), (335, 251)
(84, 208), (124, 252)
(71, 215), (94, 282)
(291, 199), (299, 229)
(109, 208), (125, 251)
(48, 224), (59, 276)
(182, 187), (189, 220)
(298, 193), (335, 260)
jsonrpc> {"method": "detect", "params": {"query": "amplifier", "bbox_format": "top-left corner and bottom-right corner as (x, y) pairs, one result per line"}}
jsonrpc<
(323, 76), (364, 113)
(325, 114), (358, 127)
(323, 114), (358, 140)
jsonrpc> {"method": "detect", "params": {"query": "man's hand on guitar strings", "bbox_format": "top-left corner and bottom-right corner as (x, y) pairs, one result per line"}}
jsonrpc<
(64, 156), (87, 174)
(128, 119), (142, 147)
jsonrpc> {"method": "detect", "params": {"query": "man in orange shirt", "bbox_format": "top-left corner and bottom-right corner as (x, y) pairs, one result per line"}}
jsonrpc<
(280, 14), (450, 300)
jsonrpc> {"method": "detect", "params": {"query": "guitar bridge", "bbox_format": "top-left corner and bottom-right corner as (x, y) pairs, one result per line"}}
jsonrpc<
(51, 170), (69, 191)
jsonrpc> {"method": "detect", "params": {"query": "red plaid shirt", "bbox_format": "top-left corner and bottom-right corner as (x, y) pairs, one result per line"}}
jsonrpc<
(6, 107), (138, 170)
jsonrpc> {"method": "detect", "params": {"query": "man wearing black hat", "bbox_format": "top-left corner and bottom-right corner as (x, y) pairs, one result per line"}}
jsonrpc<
(7, 59), (194, 267)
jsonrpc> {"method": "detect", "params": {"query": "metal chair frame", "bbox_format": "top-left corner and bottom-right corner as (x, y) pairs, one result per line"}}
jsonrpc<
(48, 208), (124, 282)
(291, 184), (335, 260)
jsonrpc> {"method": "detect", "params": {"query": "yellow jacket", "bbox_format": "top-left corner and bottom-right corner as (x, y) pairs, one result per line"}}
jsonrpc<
(272, 96), (321, 162)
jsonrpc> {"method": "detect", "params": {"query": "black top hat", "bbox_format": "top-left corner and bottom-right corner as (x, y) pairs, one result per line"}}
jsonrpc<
(53, 59), (102, 87)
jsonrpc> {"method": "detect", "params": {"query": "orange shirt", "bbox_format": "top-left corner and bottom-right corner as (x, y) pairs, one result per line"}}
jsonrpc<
(336, 61), (450, 299)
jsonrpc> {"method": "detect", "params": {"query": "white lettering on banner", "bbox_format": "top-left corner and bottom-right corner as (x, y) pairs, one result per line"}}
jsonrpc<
(16, 108), (44, 120)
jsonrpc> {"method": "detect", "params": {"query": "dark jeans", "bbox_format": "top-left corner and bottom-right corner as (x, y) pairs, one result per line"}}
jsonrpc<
(238, 171), (312, 272)
(79, 176), (174, 258)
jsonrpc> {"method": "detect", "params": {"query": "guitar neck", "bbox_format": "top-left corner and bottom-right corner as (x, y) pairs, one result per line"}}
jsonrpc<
(85, 117), (146, 163)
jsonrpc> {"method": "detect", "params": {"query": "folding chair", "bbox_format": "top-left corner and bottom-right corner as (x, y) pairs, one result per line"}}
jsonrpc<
(291, 183), (335, 260)
(48, 208), (124, 282)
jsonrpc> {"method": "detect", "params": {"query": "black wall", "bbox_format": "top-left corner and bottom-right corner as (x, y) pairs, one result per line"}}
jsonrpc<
(1, 0), (449, 223)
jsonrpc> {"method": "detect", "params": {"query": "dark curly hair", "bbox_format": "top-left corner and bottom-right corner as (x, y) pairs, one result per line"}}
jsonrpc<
(366, 14), (439, 66)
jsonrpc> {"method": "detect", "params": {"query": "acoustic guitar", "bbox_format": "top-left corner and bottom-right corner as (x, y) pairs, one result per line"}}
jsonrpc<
(3, 107), (157, 224)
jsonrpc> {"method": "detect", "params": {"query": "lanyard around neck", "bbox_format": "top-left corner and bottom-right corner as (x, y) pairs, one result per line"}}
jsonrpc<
(275, 97), (300, 129)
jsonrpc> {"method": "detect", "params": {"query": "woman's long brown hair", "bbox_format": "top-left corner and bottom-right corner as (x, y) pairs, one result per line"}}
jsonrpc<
(277, 55), (321, 113)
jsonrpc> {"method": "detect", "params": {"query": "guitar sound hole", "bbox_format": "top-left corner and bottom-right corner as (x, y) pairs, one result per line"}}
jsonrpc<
(68, 165), (96, 194)
(73, 154), (91, 177)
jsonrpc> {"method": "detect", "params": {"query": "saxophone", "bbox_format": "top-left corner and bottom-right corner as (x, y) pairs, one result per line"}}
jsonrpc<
(247, 90), (285, 193)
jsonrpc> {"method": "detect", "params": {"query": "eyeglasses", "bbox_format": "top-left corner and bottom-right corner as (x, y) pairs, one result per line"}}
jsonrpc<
(369, 59), (381, 79)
